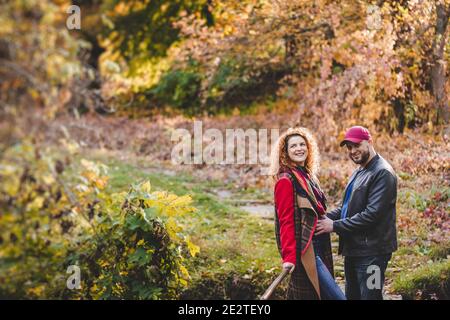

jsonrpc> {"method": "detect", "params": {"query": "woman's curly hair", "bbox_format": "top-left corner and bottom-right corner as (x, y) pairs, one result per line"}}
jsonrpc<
(268, 127), (321, 180)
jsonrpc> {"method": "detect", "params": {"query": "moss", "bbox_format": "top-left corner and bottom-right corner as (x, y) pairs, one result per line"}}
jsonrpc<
(392, 259), (450, 300)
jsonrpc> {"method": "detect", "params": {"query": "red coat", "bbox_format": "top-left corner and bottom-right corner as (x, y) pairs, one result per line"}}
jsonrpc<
(274, 176), (297, 265)
(274, 171), (335, 300)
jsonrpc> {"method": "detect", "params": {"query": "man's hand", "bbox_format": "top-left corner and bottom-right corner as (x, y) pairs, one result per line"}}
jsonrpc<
(282, 262), (295, 274)
(316, 216), (334, 235)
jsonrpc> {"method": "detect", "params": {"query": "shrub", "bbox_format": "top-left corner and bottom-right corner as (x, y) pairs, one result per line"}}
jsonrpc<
(148, 58), (288, 115)
(62, 182), (199, 299)
(149, 62), (202, 113)
(204, 59), (289, 112)
(0, 141), (199, 299)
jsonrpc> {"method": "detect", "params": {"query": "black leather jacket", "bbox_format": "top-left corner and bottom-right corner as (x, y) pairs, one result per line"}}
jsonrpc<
(327, 154), (398, 257)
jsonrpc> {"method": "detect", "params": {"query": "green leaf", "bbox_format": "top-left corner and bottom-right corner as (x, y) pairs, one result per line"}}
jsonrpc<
(128, 247), (152, 266)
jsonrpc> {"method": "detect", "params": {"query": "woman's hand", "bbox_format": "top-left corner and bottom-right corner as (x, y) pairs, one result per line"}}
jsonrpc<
(282, 262), (295, 273)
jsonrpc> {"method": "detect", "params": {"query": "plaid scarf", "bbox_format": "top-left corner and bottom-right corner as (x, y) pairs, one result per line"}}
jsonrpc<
(289, 166), (327, 216)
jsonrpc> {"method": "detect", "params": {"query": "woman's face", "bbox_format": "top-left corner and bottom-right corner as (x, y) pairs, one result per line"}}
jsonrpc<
(287, 135), (308, 166)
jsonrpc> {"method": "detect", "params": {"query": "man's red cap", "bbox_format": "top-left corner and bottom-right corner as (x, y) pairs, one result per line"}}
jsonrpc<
(340, 126), (372, 147)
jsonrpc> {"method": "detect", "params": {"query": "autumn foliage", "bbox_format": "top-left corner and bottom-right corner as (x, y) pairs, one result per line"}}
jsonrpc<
(0, 0), (449, 300)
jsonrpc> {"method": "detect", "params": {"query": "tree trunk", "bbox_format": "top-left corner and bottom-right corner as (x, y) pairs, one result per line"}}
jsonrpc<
(284, 34), (297, 66)
(430, 2), (449, 125)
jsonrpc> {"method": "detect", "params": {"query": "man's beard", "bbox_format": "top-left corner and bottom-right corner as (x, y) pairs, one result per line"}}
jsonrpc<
(351, 149), (370, 165)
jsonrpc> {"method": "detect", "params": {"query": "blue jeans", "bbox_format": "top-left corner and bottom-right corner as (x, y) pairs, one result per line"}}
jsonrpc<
(344, 254), (391, 300)
(316, 256), (346, 300)
(313, 237), (346, 300)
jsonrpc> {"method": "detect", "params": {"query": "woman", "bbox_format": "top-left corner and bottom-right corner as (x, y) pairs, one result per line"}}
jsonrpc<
(269, 127), (345, 300)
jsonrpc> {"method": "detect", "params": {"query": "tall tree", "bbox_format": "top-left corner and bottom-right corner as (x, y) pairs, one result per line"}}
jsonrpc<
(430, 1), (449, 125)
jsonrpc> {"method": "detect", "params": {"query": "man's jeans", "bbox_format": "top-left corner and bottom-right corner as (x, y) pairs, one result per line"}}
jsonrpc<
(344, 254), (392, 300)
(313, 237), (346, 300)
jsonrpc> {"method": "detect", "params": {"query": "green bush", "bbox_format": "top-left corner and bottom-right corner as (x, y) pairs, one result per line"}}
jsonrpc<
(149, 63), (202, 113)
(205, 59), (288, 112)
(148, 58), (288, 115)
(0, 142), (199, 299)
(62, 183), (198, 299)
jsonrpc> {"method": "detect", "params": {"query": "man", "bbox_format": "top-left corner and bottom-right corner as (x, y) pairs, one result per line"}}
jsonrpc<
(316, 126), (398, 300)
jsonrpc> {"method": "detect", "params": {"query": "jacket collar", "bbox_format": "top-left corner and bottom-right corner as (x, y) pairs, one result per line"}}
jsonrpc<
(362, 153), (380, 171)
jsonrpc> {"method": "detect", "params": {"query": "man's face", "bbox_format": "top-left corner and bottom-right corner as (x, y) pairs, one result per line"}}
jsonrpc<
(345, 140), (371, 165)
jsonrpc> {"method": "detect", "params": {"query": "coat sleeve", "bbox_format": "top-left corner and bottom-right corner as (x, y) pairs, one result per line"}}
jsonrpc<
(327, 206), (342, 221)
(274, 177), (297, 265)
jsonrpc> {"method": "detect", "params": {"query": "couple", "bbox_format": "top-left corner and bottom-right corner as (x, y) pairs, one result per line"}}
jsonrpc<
(269, 126), (398, 300)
